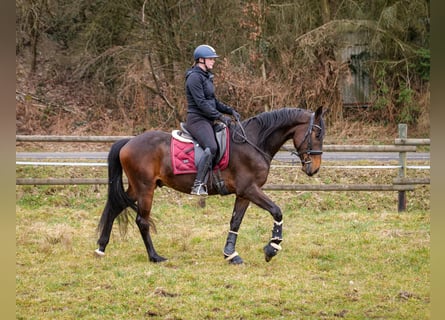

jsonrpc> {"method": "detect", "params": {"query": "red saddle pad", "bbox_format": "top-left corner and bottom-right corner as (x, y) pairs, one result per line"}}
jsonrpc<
(171, 130), (230, 175)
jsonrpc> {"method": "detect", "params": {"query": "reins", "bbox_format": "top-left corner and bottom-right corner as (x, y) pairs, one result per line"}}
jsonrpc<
(232, 112), (323, 165)
(232, 118), (273, 163)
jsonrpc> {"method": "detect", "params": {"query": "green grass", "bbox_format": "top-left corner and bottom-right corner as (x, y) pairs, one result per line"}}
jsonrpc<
(16, 174), (430, 319)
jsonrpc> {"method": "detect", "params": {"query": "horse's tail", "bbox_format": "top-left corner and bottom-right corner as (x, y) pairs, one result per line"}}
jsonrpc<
(97, 138), (137, 236)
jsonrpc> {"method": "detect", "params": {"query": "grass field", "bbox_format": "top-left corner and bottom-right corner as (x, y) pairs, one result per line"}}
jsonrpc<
(16, 162), (430, 319)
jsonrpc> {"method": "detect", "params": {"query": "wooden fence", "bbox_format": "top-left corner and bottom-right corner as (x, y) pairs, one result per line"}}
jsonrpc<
(16, 124), (430, 211)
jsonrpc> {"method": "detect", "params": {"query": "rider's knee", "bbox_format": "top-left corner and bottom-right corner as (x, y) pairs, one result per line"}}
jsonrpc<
(205, 146), (217, 158)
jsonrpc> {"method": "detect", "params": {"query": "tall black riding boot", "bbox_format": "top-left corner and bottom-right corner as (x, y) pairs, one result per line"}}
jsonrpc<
(191, 147), (213, 196)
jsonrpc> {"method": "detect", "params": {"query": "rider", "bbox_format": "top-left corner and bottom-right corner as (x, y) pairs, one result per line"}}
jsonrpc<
(184, 44), (240, 196)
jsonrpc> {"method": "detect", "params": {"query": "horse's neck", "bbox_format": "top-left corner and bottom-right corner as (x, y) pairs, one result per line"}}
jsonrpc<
(262, 116), (310, 157)
(264, 128), (294, 157)
(244, 109), (310, 160)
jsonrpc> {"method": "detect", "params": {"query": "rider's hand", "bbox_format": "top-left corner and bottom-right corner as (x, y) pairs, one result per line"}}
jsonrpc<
(232, 110), (241, 121)
(219, 115), (232, 126)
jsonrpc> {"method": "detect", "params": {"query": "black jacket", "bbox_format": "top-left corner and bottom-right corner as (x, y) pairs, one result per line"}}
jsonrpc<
(185, 66), (234, 120)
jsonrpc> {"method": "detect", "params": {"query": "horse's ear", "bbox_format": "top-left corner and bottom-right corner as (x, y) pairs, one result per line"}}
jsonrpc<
(315, 106), (328, 119)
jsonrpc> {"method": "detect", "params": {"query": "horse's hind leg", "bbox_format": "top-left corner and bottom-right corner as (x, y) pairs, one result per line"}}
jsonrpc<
(95, 199), (128, 256)
(223, 197), (250, 264)
(135, 185), (167, 263)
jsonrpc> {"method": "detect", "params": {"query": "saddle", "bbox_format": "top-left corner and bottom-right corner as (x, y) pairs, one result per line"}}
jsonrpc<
(171, 123), (230, 175)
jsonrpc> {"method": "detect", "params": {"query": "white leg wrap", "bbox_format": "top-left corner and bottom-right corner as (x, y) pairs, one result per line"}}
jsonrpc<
(270, 242), (282, 251)
(224, 251), (239, 260)
(94, 248), (105, 256)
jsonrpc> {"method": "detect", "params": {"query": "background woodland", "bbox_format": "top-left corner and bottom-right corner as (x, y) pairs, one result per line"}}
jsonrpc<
(16, 0), (430, 138)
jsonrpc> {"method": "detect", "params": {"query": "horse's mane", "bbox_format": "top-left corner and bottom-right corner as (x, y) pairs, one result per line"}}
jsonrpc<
(242, 108), (308, 149)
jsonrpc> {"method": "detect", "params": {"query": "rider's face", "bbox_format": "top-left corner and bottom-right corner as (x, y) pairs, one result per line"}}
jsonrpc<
(201, 58), (216, 70)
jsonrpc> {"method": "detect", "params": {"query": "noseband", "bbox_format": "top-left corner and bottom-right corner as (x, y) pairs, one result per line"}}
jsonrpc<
(295, 112), (323, 163)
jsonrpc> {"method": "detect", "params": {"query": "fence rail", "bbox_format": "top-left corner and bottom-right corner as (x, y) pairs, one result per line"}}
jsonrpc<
(15, 178), (419, 192)
(17, 135), (418, 152)
(16, 135), (135, 142)
(16, 124), (430, 211)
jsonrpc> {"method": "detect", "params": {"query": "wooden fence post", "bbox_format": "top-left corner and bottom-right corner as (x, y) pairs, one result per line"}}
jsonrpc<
(398, 124), (407, 212)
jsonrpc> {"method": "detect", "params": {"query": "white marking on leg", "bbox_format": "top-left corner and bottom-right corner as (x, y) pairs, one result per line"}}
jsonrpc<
(270, 242), (282, 251)
(224, 251), (239, 260)
(94, 248), (105, 257)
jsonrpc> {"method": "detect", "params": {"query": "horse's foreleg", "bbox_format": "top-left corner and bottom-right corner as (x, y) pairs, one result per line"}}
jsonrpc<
(135, 188), (167, 263)
(245, 186), (283, 262)
(263, 219), (283, 262)
(223, 197), (250, 264)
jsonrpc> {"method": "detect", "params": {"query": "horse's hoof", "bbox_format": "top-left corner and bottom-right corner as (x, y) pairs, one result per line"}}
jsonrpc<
(228, 255), (244, 265)
(224, 251), (243, 264)
(150, 255), (167, 263)
(94, 249), (105, 257)
(263, 243), (281, 262)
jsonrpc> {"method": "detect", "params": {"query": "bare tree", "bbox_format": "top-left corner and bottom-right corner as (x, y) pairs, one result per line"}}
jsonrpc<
(16, 0), (430, 132)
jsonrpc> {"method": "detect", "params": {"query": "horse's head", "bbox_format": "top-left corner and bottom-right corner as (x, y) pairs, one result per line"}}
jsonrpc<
(293, 106), (327, 176)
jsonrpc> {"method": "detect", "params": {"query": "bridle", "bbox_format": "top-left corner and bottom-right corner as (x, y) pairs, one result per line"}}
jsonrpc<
(232, 111), (323, 165)
(294, 112), (323, 164)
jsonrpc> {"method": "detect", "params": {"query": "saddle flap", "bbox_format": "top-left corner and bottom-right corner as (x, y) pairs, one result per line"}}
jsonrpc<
(214, 125), (228, 164)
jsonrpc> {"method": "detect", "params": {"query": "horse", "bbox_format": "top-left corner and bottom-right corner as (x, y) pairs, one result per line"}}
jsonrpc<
(95, 106), (327, 264)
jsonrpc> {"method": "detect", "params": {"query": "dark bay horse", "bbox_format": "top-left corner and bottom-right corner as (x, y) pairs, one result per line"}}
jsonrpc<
(95, 106), (327, 264)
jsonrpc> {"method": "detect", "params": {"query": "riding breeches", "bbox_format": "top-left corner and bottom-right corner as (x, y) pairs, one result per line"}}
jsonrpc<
(185, 113), (218, 158)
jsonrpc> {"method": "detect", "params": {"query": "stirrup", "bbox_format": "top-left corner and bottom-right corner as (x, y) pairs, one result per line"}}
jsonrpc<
(191, 183), (208, 196)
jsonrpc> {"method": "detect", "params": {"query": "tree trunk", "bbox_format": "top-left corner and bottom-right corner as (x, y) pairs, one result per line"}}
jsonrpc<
(320, 0), (331, 24)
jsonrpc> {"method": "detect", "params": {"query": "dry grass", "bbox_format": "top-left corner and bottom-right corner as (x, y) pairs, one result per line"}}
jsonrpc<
(16, 158), (430, 319)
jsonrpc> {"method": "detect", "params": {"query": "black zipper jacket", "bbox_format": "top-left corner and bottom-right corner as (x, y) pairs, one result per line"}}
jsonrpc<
(185, 66), (234, 120)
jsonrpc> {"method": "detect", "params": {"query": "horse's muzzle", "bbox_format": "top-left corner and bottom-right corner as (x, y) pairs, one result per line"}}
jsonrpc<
(301, 156), (321, 176)
(305, 165), (319, 176)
